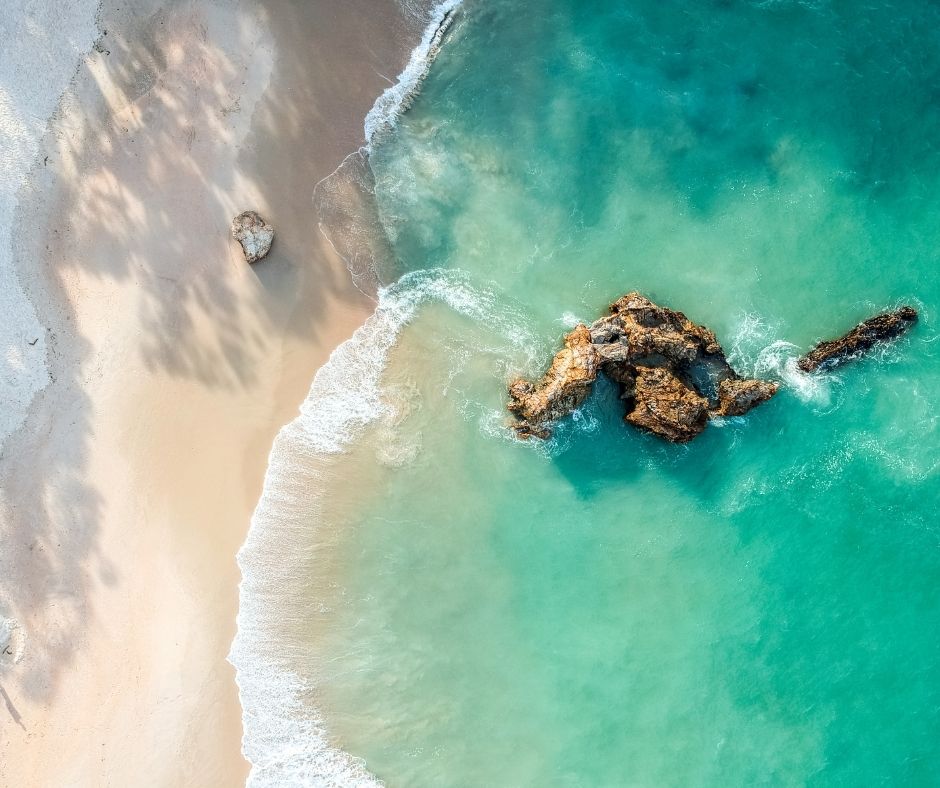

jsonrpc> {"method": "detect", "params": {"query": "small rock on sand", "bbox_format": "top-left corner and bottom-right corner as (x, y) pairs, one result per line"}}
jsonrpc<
(231, 210), (274, 264)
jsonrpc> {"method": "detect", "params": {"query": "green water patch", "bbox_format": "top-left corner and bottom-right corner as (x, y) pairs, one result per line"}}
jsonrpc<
(306, 0), (940, 784)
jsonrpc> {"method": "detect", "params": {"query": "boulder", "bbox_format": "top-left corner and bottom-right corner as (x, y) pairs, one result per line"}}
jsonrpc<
(231, 210), (275, 263)
(623, 365), (710, 443)
(0, 616), (23, 667)
(508, 292), (780, 443)
(797, 306), (918, 372)
(508, 324), (599, 439)
(713, 378), (781, 417)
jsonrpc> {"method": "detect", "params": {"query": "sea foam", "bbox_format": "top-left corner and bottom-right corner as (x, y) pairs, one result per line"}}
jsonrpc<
(364, 0), (463, 149)
(311, 0), (464, 295)
(727, 311), (838, 409)
(232, 5), (470, 778)
(230, 267), (508, 786)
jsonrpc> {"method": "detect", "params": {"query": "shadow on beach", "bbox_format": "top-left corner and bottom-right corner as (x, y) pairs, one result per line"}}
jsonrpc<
(0, 0), (416, 713)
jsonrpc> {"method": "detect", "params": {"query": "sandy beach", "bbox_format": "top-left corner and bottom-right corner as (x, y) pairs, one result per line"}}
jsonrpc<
(0, 0), (418, 784)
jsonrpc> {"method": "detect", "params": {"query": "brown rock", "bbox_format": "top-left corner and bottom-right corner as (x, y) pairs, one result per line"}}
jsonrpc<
(608, 292), (723, 355)
(623, 366), (710, 443)
(509, 291), (918, 443)
(713, 378), (781, 417)
(507, 324), (599, 439)
(507, 292), (781, 443)
(797, 306), (918, 373)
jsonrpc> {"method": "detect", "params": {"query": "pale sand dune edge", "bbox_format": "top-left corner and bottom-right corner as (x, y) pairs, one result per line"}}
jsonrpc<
(0, 0), (419, 784)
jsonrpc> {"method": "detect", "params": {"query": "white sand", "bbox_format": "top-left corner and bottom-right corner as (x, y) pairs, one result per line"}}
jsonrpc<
(0, 0), (99, 445)
(0, 0), (417, 784)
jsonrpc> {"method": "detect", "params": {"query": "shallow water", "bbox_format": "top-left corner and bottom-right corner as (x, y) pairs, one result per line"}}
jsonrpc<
(240, 0), (940, 784)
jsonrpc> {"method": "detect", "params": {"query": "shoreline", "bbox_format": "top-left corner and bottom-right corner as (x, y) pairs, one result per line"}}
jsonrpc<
(231, 3), (468, 783)
(0, 0), (423, 783)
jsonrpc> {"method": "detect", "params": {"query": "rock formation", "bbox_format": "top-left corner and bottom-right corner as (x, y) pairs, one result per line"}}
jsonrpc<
(622, 365), (710, 443)
(231, 210), (275, 263)
(509, 294), (920, 443)
(508, 292), (780, 443)
(508, 325), (599, 440)
(713, 378), (781, 418)
(796, 306), (918, 373)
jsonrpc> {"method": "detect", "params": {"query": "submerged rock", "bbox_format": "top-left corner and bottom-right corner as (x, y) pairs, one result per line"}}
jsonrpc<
(797, 306), (918, 373)
(231, 210), (275, 263)
(508, 292), (779, 442)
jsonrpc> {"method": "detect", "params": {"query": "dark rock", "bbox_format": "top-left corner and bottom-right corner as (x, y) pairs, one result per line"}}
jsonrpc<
(797, 306), (918, 373)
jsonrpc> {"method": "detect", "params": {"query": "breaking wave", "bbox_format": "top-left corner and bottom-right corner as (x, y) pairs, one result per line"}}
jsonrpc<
(365, 0), (463, 149)
(727, 311), (840, 409)
(230, 3), (470, 784)
(230, 266), (529, 786)
(313, 0), (464, 293)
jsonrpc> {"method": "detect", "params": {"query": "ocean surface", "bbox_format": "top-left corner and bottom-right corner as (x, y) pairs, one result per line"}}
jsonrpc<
(232, 0), (940, 784)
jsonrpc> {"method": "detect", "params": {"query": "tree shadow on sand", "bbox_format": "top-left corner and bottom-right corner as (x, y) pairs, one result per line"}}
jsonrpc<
(0, 0), (416, 713)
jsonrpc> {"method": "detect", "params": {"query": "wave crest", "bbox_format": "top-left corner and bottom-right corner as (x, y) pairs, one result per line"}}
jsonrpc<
(364, 0), (464, 149)
(230, 267), (525, 786)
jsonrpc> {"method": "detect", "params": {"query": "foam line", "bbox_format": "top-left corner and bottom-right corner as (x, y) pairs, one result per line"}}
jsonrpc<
(230, 268), (508, 786)
(231, 4), (468, 779)
(364, 0), (463, 149)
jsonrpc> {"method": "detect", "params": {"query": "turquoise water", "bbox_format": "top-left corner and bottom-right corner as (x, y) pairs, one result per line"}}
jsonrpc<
(292, 1), (939, 784)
